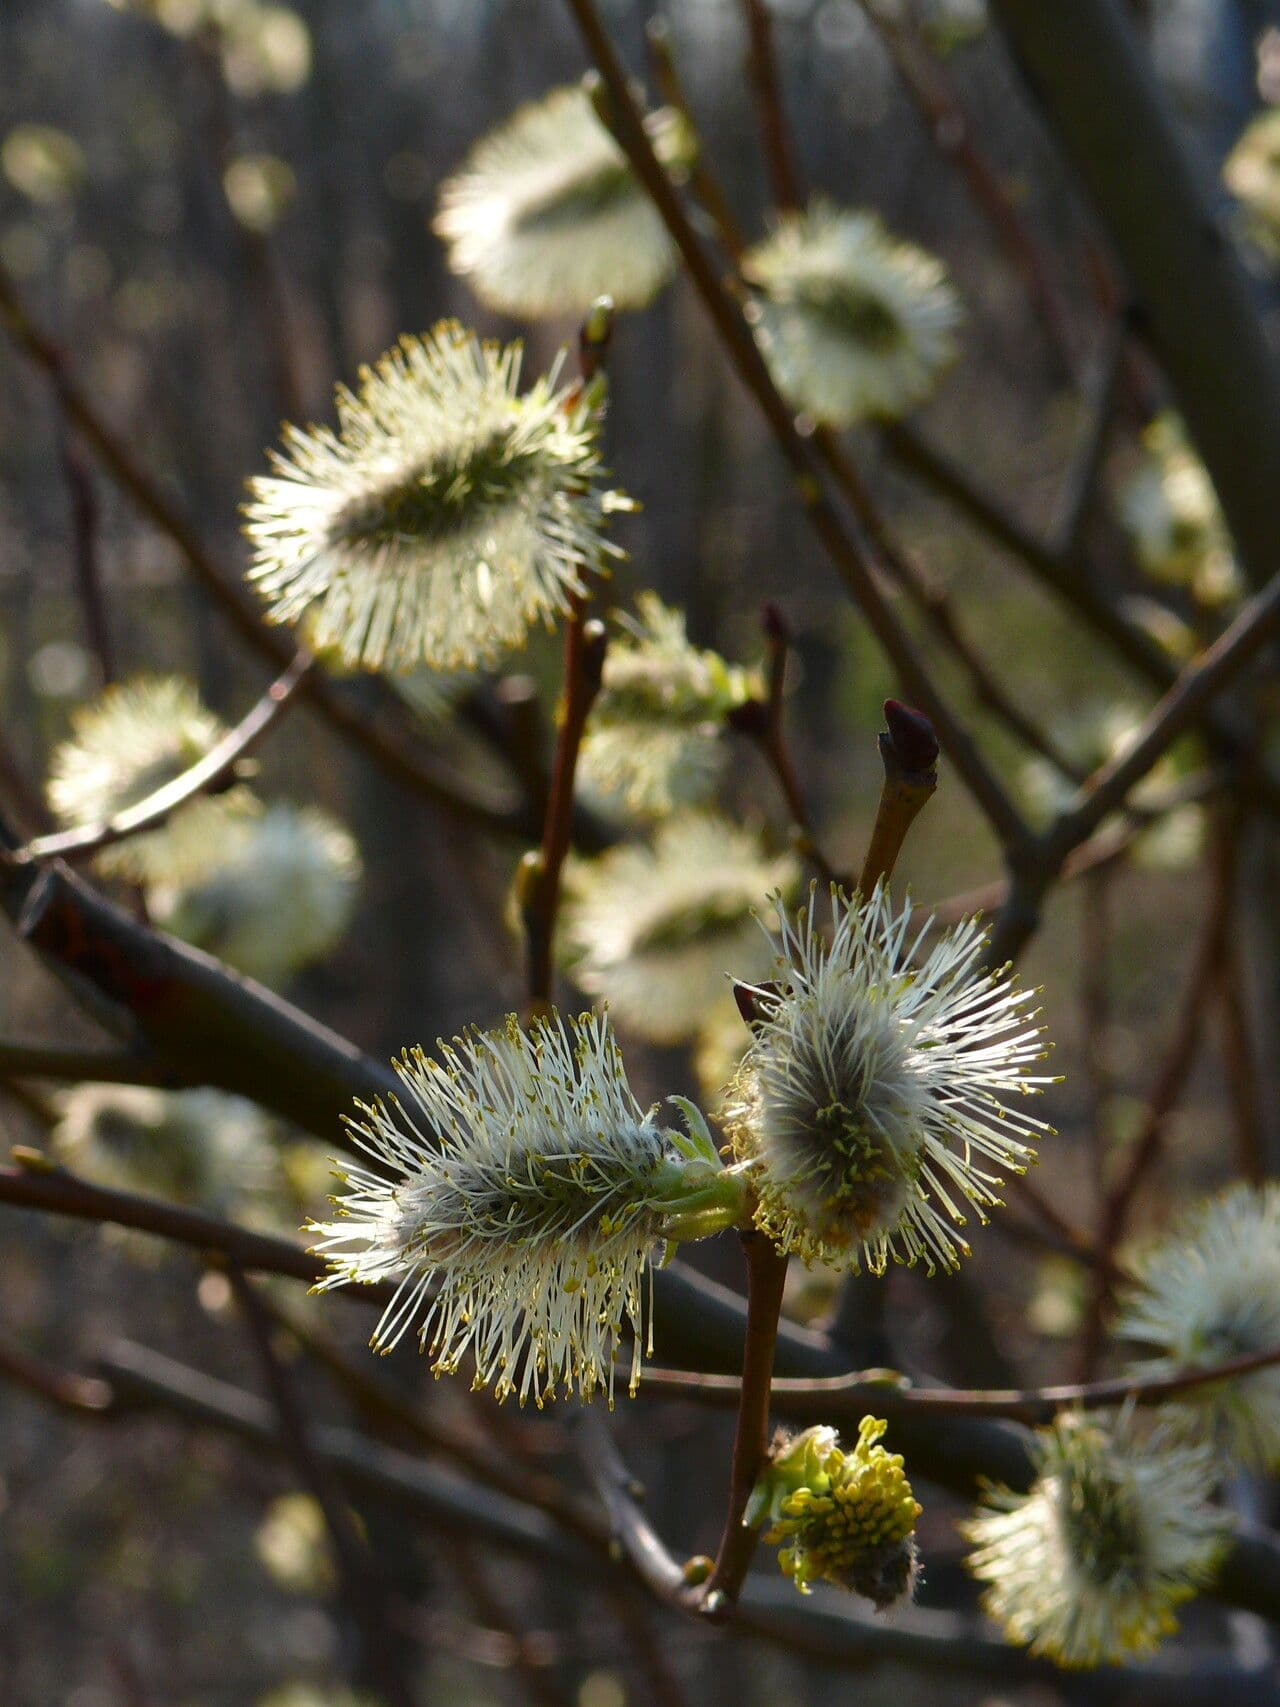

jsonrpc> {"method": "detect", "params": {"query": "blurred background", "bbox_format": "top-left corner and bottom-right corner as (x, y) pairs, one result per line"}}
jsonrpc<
(2, 1), (1279, 1702)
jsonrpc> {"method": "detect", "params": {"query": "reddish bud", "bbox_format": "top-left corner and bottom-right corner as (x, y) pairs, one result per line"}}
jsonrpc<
(762, 602), (791, 646)
(883, 700), (939, 773)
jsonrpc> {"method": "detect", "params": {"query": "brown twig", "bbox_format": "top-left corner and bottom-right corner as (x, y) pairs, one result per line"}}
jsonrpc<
(728, 605), (838, 883)
(645, 20), (749, 263)
(858, 700), (938, 893)
(5, 653), (312, 868)
(988, 571), (1280, 967)
(738, 0), (803, 212)
(523, 603), (607, 1016)
(575, 1410), (690, 1604)
(860, 0), (1078, 380)
(1074, 817), (1240, 1373)
(817, 428), (1083, 778)
(59, 426), (117, 685)
(638, 1336), (1280, 1427)
(703, 1231), (790, 1606)
(1051, 316), (1127, 555)
(1217, 928), (1267, 1187)
(0, 1331), (115, 1414)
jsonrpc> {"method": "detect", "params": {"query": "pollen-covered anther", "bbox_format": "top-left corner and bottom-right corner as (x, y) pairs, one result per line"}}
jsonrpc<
(751, 1418), (922, 1606)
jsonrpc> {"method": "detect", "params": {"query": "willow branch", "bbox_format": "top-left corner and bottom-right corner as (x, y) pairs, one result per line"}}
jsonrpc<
(523, 604), (606, 1014)
(59, 425), (117, 685)
(738, 0), (802, 211)
(640, 1338), (1280, 1428)
(860, 0), (1078, 379)
(5, 653), (312, 868)
(992, 571), (1280, 961)
(728, 606), (838, 883)
(567, 4), (1028, 851)
(818, 429), (1083, 777)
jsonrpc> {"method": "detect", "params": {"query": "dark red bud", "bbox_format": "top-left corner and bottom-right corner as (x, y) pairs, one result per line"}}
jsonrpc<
(883, 699), (939, 772)
(734, 980), (781, 1030)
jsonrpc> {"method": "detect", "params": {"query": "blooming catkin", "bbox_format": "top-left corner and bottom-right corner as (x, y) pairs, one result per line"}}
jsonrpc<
(724, 885), (1051, 1274)
(311, 1012), (738, 1405)
(963, 1412), (1228, 1667)
(749, 1419), (921, 1605)
(1116, 1182), (1280, 1471)
(742, 200), (960, 428)
(435, 84), (691, 318)
(244, 322), (628, 672)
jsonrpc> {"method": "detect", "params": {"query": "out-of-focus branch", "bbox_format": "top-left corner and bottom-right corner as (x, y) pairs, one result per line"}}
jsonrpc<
(1051, 316), (1127, 555)
(0, 1155), (375, 1291)
(985, 0), (1280, 595)
(859, 0), (1078, 381)
(1075, 813), (1241, 1373)
(0, 1040), (176, 1087)
(229, 1267), (417, 1707)
(5, 654), (312, 868)
(21, 1339), (1268, 1693)
(818, 429), (1084, 778)
(645, 20), (748, 262)
(569, 9), (1028, 851)
(737, 0), (802, 212)
(59, 426), (117, 685)
(728, 605), (839, 883)
(991, 571), (1280, 963)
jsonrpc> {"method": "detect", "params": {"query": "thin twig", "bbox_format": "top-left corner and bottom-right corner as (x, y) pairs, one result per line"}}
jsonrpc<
(728, 606), (838, 883)
(818, 428), (1084, 778)
(5, 653), (312, 867)
(1217, 928), (1267, 1187)
(1075, 812), (1241, 1372)
(645, 20), (749, 262)
(859, 0), (1078, 379)
(738, 0), (803, 212)
(639, 1337), (1280, 1427)
(1051, 316), (1127, 555)
(59, 426), (117, 685)
(576, 1410), (689, 1604)
(0, 1331), (115, 1414)
(523, 601), (606, 1015)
